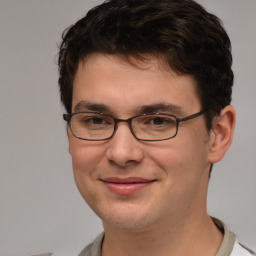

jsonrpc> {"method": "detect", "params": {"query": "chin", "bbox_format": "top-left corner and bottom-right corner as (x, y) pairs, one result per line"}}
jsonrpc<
(103, 216), (153, 231)
(98, 204), (158, 231)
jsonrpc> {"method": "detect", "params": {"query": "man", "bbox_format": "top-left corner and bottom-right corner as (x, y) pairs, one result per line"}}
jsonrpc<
(58, 0), (255, 255)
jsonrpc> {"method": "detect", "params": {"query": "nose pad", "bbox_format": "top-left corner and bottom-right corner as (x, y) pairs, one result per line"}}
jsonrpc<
(105, 123), (144, 167)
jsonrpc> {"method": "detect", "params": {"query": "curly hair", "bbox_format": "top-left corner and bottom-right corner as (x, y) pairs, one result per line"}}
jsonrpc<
(58, 0), (233, 130)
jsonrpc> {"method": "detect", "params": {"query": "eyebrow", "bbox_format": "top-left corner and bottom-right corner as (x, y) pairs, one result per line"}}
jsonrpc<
(137, 103), (184, 116)
(73, 101), (184, 116)
(74, 101), (111, 113)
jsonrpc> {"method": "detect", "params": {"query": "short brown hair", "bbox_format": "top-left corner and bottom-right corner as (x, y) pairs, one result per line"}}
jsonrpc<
(58, 0), (233, 130)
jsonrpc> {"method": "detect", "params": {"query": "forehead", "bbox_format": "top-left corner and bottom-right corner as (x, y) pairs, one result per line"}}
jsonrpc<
(72, 54), (201, 115)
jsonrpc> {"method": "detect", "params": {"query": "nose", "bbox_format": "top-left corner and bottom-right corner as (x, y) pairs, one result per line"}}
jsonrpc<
(105, 122), (144, 167)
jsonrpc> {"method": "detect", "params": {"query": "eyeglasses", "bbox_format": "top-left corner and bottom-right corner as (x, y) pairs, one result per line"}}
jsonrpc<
(63, 110), (206, 141)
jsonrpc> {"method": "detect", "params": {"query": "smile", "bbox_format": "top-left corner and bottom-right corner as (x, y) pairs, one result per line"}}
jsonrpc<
(100, 177), (156, 195)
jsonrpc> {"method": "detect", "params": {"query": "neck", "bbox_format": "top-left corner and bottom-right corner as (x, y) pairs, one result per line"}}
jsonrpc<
(102, 214), (223, 256)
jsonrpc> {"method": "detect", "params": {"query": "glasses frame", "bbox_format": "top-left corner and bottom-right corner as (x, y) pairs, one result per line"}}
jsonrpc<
(63, 110), (206, 142)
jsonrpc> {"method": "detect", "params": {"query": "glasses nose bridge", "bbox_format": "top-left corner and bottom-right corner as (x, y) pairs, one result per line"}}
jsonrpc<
(113, 117), (134, 135)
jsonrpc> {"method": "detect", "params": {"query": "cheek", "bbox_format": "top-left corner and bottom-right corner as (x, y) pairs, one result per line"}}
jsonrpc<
(147, 135), (210, 210)
(148, 130), (209, 180)
(68, 139), (107, 205)
(68, 137), (107, 180)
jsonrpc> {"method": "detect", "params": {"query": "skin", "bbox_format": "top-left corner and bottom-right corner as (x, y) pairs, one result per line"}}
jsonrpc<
(68, 53), (235, 256)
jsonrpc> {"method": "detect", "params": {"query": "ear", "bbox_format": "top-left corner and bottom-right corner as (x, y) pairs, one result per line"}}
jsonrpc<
(66, 125), (73, 155)
(207, 105), (236, 163)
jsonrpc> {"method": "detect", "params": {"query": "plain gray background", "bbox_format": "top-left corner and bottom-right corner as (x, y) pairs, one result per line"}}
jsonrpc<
(0, 1), (255, 256)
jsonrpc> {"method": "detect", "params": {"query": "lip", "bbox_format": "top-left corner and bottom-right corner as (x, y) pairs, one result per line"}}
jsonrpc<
(100, 177), (156, 195)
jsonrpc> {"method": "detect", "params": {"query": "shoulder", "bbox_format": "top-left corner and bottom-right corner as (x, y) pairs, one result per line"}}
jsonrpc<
(78, 243), (93, 256)
(78, 233), (104, 256)
(213, 217), (255, 256)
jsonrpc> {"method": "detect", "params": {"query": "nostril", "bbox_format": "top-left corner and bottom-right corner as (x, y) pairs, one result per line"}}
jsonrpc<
(106, 143), (144, 167)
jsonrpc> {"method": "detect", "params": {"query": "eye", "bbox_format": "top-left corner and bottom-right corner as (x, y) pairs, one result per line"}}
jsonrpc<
(151, 117), (166, 126)
(148, 116), (176, 127)
(75, 114), (113, 129)
(83, 116), (112, 126)
(138, 115), (176, 130)
(88, 117), (105, 125)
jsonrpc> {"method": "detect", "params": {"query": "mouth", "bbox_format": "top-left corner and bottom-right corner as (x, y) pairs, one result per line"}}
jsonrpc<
(100, 177), (156, 195)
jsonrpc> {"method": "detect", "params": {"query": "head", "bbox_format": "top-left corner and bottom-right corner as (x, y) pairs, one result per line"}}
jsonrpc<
(57, 0), (235, 231)
(58, 0), (233, 131)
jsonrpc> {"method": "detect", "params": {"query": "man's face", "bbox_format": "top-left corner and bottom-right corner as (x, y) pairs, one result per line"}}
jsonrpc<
(68, 53), (212, 231)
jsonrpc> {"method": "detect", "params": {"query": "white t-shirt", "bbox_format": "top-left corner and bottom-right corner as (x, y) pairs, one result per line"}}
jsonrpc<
(231, 239), (255, 256)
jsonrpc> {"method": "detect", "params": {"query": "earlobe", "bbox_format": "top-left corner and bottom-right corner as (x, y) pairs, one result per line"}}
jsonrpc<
(207, 105), (236, 163)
